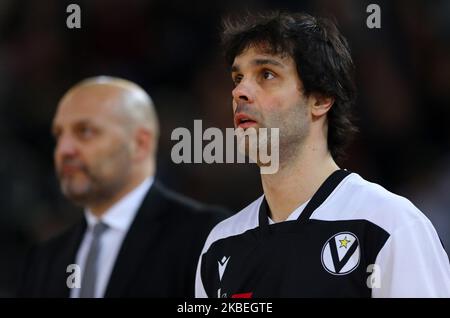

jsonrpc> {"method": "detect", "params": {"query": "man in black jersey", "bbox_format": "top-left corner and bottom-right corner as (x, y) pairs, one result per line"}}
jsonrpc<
(196, 11), (450, 298)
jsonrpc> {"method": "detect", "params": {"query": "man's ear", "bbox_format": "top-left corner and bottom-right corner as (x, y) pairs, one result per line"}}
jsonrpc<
(134, 128), (153, 161)
(311, 93), (334, 117)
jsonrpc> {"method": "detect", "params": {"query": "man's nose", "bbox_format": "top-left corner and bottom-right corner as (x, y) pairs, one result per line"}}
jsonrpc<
(232, 80), (255, 104)
(55, 134), (78, 158)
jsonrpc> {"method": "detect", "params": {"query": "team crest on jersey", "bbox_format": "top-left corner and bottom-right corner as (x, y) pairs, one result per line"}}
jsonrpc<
(321, 232), (360, 275)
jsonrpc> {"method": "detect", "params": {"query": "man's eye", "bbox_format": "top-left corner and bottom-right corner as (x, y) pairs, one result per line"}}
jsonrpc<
(77, 126), (95, 139)
(263, 71), (275, 80)
(233, 75), (243, 86)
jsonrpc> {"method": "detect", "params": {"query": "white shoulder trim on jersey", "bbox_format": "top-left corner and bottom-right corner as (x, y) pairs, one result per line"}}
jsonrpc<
(195, 195), (263, 297)
(202, 195), (263, 254)
(311, 173), (431, 236)
(372, 217), (450, 297)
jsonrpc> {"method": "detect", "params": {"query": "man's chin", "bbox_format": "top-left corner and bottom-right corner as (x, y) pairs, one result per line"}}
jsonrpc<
(61, 183), (93, 206)
(237, 138), (272, 164)
(63, 192), (92, 206)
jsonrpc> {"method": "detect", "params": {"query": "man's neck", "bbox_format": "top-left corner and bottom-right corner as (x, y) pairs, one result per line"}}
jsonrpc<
(261, 140), (339, 223)
(88, 174), (151, 218)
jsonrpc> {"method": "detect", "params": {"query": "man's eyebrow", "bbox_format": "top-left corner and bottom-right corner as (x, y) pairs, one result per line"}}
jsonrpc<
(51, 119), (95, 134)
(252, 58), (285, 68)
(231, 58), (285, 72)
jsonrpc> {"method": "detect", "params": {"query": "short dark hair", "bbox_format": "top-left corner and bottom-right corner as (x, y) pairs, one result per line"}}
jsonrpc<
(222, 11), (357, 160)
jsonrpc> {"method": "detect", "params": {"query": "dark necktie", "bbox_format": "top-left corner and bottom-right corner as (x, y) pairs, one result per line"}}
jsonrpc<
(79, 222), (109, 298)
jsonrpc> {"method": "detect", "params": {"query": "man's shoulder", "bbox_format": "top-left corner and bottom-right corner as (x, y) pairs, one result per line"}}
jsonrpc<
(32, 220), (85, 256)
(18, 218), (84, 293)
(201, 195), (263, 253)
(316, 172), (432, 235)
(150, 181), (231, 223)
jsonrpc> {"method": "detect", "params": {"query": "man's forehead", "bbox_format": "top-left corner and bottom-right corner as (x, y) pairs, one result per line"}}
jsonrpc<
(64, 84), (124, 103)
(54, 86), (125, 123)
(64, 84), (126, 109)
(52, 106), (104, 129)
(232, 46), (293, 70)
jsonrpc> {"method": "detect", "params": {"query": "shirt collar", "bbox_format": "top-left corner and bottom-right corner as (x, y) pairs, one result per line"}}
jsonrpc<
(267, 198), (310, 225)
(85, 177), (154, 232)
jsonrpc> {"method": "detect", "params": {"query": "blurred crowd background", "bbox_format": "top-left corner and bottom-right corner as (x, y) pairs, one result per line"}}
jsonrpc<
(0, 0), (449, 296)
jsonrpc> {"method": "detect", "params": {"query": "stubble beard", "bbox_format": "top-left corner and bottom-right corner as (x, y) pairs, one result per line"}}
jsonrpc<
(58, 147), (132, 208)
(275, 103), (310, 171)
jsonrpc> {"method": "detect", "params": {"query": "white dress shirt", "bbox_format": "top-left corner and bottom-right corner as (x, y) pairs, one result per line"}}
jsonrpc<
(70, 177), (153, 298)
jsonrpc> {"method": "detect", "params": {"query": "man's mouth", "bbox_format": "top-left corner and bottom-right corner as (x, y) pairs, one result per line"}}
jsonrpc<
(60, 165), (84, 176)
(234, 113), (258, 129)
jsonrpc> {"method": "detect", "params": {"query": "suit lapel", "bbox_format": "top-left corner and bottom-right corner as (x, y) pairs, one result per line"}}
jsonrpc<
(104, 181), (167, 297)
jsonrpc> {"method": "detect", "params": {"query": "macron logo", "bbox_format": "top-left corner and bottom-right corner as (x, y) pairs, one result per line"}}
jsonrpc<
(218, 256), (230, 281)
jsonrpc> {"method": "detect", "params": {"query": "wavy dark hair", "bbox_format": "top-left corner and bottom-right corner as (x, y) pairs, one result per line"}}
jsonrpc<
(222, 11), (357, 160)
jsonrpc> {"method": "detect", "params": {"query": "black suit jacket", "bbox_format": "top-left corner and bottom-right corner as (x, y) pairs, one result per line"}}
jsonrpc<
(17, 181), (229, 297)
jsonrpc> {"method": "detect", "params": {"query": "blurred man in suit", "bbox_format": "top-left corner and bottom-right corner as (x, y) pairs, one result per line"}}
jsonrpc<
(18, 76), (228, 297)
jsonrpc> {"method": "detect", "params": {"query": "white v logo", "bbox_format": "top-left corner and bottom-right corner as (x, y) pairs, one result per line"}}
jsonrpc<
(218, 256), (230, 281)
